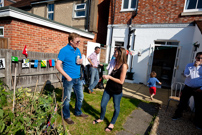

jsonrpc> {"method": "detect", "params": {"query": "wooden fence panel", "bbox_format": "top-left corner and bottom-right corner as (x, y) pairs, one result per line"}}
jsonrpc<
(0, 49), (61, 91)
(0, 38), (8, 49)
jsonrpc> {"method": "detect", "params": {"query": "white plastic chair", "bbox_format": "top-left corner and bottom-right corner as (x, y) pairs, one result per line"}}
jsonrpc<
(166, 82), (185, 111)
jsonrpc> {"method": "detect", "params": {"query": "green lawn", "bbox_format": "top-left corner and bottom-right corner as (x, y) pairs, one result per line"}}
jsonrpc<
(54, 89), (140, 135)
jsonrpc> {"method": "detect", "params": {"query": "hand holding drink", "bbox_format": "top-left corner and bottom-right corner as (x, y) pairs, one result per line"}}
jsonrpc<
(76, 55), (83, 64)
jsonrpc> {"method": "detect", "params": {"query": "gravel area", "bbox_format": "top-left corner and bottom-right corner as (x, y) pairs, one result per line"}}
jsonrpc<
(153, 105), (202, 135)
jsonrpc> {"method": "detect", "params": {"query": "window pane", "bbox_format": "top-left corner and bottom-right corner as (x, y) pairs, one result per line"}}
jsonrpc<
(155, 41), (166, 45)
(186, 0), (197, 9)
(167, 42), (179, 45)
(115, 42), (124, 47)
(131, 0), (136, 8)
(48, 13), (54, 20)
(123, 0), (129, 9)
(48, 4), (54, 11)
(197, 0), (202, 8)
(0, 4), (2, 7)
(76, 11), (85, 17)
(0, 29), (3, 35)
(76, 4), (85, 9)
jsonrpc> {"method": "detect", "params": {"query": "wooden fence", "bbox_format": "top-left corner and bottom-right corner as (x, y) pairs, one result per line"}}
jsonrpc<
(0, 38), (8, 49)
(0, 49), (62, 91)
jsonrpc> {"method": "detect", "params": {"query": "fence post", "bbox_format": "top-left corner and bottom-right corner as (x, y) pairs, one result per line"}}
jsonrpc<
(5, 49), (11, 89)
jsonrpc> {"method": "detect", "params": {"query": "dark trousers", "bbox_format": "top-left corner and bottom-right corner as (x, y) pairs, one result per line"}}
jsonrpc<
(175, 85), (202, 127)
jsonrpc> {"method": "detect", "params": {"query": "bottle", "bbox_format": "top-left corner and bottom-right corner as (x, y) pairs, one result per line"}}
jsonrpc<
(76, 55), (80, 64)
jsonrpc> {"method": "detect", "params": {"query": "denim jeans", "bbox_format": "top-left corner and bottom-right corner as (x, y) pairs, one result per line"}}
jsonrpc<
(100, 90), (122, 124)
(88, 67), (99, 92)
(62, 78), (84, 119)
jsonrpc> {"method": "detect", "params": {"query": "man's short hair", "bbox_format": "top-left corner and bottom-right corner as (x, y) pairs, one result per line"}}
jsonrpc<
(95, 46), (100, 50)
(196, 52), (202, 57)
(68, 33), (80, 43)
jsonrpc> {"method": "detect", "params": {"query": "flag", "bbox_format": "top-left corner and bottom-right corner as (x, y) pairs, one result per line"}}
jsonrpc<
(41, 60), (47, 68)
(22, 59), (29, 68)
(31, 60), (38, 68)
(129, 50), (135, 56)
(126, 50), (129, 55)
(11, 56), (18, 62)
(22, 45), (28, 57)
(49, 59), (55, 67)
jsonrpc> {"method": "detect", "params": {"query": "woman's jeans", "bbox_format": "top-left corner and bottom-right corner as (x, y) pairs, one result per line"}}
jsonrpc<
(88, 67), (99, 92)
(100, 90), (122, 124)
(62, 78), (84, 119)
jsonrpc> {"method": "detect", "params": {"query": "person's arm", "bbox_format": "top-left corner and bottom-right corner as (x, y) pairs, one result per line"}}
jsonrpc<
(156, 78), (162, 85)
(184, 64), (191, 77)
(103, 64), (127, 85)
(87, 58), (94, 66)
(56, 60), (72, 81)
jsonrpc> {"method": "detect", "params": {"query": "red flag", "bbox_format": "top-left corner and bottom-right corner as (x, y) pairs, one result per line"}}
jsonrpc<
(22, 45), (28, 57)
(126, 50), (129, 55)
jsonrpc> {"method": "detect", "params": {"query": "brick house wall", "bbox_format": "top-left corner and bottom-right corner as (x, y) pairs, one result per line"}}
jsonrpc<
(0, 18), (92, 54)
(108, 0), (202, 25)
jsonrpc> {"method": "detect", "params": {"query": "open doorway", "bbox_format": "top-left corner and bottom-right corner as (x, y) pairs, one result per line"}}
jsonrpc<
(152, 46), (177, 88)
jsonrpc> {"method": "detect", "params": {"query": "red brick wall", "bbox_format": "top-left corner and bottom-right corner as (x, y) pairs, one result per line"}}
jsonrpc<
(0, 19), (92, 54)
(109, 0), (202, 25)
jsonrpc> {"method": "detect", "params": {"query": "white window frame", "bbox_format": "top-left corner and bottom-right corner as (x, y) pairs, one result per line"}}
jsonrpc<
(47, 3), (54, 20)
(0, 26), (4, 37)
(73, 3), (86, 18)
(183, 0), (202, 12)
(0, 0), (4, 7)
(121, 0), (137, 12)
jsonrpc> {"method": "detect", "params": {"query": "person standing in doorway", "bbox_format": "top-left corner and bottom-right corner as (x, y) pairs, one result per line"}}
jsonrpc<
(56, 33), (88, 125)
(87, 46), (103, 94)
(172, 52), (202, 131)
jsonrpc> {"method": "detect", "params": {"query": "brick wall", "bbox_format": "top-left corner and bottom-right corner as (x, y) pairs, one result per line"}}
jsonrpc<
(0, 19), (92, 54)
(109, 0), (202, 25)
(100, 47), (106, 63)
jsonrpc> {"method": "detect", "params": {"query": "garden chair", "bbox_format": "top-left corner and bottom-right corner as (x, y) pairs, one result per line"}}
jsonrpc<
(166, 82), (185, 112)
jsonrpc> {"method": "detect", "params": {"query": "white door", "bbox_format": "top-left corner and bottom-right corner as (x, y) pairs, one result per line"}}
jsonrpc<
(86, 41), (101, 65)
(147, 44), (155, 82)
(171, 46), (182, 84)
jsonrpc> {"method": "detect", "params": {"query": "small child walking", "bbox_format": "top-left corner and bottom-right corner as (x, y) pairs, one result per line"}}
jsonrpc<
(147, 71), (162, 100)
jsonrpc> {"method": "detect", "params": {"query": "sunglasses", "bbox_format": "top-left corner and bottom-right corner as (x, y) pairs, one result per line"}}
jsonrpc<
(196, 57), (202, 59)
(72, 40), (80, 44)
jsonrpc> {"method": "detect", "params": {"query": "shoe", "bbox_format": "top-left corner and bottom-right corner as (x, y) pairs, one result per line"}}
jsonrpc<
(105, 127), (113, 132)
(64, 118), (74, 124)
(89, 90), (91, 94)
(172, 114), (181, 120)
(91, 91), (96, 94)
(75, 113), (88, 118)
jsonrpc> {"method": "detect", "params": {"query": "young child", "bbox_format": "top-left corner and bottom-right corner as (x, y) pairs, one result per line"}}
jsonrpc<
(147, 71), (162, 100)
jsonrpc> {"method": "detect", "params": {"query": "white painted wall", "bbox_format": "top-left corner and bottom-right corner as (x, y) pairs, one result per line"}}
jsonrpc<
(86, 41), (101, 65)
(106, 25), (196, 84)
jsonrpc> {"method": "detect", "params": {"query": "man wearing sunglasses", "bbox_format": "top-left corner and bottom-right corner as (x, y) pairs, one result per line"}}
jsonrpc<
(172, 52), (202, 130)
(56, 33), (88, 125)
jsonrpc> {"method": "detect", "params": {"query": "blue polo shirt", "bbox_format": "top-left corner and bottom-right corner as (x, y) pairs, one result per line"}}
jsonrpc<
(58, 44), (82, 79)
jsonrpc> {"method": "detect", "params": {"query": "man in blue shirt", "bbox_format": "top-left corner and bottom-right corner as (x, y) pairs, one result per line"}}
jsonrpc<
(172, 52), (202, 130)
(56, 33), (88, 125)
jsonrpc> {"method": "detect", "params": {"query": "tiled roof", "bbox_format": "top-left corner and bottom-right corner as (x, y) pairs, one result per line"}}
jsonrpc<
(11, 0), (58, 8)
(195, 20), (202, 34)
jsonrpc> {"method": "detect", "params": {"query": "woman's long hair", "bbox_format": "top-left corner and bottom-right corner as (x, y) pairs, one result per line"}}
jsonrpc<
(116, 47), (128, 69)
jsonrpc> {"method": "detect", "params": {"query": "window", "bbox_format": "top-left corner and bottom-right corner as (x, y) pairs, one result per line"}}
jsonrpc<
(47, 4), (54, 20)
(73, 3), (86, 18)
(115, 41), (124, 47)
(121, 0), (137, 12)
(0, 27), (4, 37)
(184, 0), (202, 12)
(154, 40), (179, 46)
(0, 0), (4, 7)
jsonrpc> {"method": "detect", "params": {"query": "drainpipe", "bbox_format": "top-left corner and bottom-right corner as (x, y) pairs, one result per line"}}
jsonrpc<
(86, 0), (91, 31)
(108, 0), (116, 63)
(127, 0), (138, 74)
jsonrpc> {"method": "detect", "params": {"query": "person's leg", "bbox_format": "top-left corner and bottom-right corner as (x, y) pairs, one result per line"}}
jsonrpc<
(73, 78), (84, 116)
(88, 67), (96, 92)
(193, 90), (202, 129)
(110, 92), (123, 124)
(100, 90), (111, 120)
(62, 78), (73, 119)
(173, 85), (192, 119)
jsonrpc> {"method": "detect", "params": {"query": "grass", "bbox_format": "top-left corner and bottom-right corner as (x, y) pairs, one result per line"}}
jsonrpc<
(53, 88), (140, 135)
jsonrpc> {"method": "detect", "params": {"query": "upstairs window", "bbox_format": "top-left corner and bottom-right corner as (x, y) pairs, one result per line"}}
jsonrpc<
(184, 0), (202, 12)
(73, 3), (86, 18)
(48, 4), (54, 20)
(0, 0), (4, 7)
(121, 0), (137, 12)
(0, 27), (4, 37)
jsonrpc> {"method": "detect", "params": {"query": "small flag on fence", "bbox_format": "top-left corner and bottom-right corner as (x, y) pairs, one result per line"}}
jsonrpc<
(49, 59), (55, 67)
(0, 58), (5, 69)
(11, 56), (18, 62)
(22, 59), (29, 68)
(31, 60), (38, 68)
(41, 60), (47, 68)
(22, 45), (28, 57)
